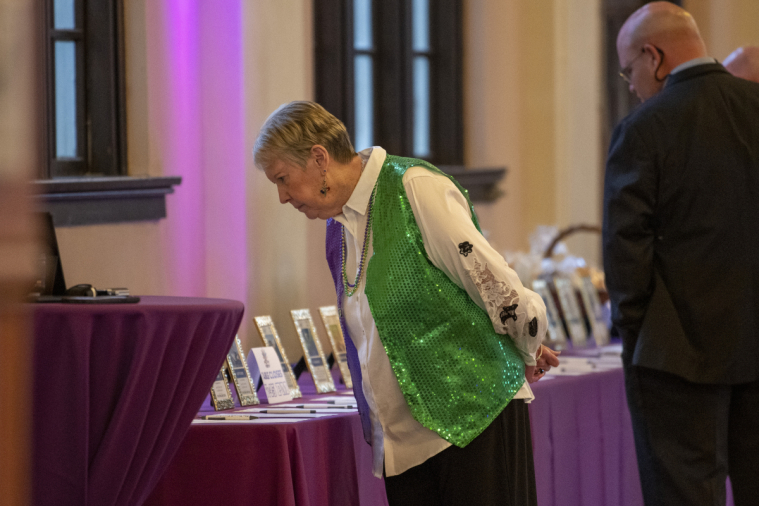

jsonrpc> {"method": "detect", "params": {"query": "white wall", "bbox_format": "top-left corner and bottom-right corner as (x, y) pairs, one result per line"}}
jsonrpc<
(463, 0), (603, 268)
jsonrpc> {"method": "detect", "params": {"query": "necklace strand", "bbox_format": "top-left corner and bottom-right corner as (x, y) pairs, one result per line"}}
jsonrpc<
(341, 183), (377, 297)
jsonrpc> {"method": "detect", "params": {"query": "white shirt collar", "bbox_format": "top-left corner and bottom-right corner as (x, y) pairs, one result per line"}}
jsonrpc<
(340, 146), (386, 217)
(670, 56), (718, 75)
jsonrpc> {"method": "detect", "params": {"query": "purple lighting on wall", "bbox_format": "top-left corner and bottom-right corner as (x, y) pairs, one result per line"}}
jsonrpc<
(162, 0), (205, 296)
(148, 0), (247, 307)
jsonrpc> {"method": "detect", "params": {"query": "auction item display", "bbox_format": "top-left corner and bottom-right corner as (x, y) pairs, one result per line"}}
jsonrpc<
(248, 346), (294, 404)
(318, 306), (353, 389)
(532, 279), (568, 350)
(290, 309), (336, 393)
(226, 336), (260, 406)
(210, 365), (235, 411)
(554, 277), (588, 347)
(253, 316), (302, 398)
(578, 276), (610, 347)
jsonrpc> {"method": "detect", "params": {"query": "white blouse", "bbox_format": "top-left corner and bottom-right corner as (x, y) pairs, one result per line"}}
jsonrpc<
(333, 147), (546, 478)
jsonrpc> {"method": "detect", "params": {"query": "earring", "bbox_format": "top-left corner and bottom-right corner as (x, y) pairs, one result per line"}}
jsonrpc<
(320, 172), (330, 195)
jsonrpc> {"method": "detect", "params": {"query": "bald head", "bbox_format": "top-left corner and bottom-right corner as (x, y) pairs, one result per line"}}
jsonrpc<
(617, 2), (707, 101)
(724, 46), (759, 83)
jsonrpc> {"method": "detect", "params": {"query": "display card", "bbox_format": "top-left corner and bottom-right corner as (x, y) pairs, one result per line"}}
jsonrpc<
(249, 346), (293, 404)
(318, 306), (353, 389)
(291, 309), (336, 394)
(253, 316), (302, 398)
(553, 277), (588, 347)
(210, 365), (235, 411)
(532, 279), (568, 350)
(578, 276), (610, 347)
(226, 336), (260, 406)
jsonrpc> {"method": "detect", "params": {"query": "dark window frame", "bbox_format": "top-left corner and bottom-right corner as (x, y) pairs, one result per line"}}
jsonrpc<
(44, 0), (127, 178)
(315, 0), (464, 167)
(41, 0), (179, 226)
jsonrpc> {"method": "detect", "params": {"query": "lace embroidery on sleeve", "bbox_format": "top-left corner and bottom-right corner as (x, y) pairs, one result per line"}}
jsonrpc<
(466, 255), (521, 334)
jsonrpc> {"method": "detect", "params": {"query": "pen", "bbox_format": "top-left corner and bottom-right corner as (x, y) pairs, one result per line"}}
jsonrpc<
(255, 409), (318, 414)
(201, 415), (258, 420)
(290, 404), (356, 409)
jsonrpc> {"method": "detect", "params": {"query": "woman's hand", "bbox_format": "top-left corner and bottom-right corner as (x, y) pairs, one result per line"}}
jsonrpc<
(525, 345), (561, 383)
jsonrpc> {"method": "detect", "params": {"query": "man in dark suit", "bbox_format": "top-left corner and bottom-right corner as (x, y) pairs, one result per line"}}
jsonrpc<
(602, 2), (759, 505)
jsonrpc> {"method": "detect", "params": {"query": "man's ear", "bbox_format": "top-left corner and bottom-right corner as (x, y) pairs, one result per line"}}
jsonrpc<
(642, 44), (663, 67)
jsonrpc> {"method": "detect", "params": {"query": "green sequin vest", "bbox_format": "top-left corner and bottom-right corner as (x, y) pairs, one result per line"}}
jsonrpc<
(365, 155), (525, 447)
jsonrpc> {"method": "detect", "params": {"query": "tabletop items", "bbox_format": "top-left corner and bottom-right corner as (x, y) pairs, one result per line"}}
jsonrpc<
(532, 274), (610, 350)
(504, 224), (611, 350)
(210, 306), (353, 411)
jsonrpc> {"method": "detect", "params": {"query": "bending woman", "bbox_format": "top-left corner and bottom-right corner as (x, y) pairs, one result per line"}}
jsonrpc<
(253, 101), (560, 506)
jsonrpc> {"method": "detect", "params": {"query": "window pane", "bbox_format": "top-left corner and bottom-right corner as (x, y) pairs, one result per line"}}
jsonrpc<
(412, 0), (429, 52)
(54, 0), (75, 29)
(353, 0), (372, 50)
(55, 41), (77, 158)
(354, 55), (374, 151)
(413, 56), (430, 158)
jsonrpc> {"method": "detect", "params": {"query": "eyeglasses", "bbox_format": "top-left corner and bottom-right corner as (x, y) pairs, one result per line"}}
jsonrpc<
(619, 47), (665, 83)
(619, 50), (646, 83)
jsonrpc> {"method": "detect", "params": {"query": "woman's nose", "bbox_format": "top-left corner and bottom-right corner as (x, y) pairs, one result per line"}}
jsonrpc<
(277, 186), (289, 204)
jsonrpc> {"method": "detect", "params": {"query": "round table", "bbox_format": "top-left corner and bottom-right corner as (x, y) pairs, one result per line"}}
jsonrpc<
(32, 296), (244, 506)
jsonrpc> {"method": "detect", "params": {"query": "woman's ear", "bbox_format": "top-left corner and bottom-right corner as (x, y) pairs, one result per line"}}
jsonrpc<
(310, 144), (329, 169)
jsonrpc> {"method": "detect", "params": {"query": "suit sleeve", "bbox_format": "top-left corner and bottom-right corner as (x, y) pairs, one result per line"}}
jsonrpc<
(602, 123), (657, 345)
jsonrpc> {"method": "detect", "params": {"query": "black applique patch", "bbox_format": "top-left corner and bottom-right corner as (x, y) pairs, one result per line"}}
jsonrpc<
(528, 317), (538, 337)
(458, 241), (473, 257)
(499, 304), (518, 324)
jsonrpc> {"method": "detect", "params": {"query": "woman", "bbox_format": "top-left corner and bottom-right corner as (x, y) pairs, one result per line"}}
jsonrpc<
(254, 101), (560, 506)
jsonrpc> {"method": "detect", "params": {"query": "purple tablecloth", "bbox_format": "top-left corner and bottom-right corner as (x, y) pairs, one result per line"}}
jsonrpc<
(147, 368), (639, 506)
(33, 296), (244, 506)
(145, 369), (387, 506)
(150, 363), (743, 506)
(530, 370), (643, 506)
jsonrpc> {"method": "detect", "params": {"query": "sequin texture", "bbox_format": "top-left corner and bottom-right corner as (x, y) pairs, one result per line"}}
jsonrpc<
(364, 156), (525, 447)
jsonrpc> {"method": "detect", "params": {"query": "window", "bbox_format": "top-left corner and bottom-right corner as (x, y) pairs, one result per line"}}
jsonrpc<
(315, 0), (463, 166)
(44, 0), (126, 179)
(40, 0), (180, 226)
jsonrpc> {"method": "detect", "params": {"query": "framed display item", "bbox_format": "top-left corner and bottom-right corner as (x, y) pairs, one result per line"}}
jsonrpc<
(290, 309), (336, 394)
(210, 365), (235, 411)
(318, 305), (353, 389)
(253, 316), (302, 398)
(226, 336), (260, 406)
(578, 276), (610, 347)
(554, 277), (588, 347)
(532, 279), (568, 350)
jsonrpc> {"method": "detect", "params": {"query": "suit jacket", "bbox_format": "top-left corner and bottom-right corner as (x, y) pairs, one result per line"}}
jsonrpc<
(603, 63), (759, 384)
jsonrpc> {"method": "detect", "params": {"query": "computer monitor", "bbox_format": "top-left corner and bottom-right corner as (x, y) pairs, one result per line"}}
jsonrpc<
(36, 212), (66, 296)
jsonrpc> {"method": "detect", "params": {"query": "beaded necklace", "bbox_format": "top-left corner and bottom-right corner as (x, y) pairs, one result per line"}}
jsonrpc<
(341, 156), (376, 297)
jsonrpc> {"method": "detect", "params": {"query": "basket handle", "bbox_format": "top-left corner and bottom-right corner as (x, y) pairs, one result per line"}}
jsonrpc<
(543, 224), (601, 259)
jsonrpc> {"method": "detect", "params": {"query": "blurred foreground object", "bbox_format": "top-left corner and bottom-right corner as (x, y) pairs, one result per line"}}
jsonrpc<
(0, 0), (44, 504)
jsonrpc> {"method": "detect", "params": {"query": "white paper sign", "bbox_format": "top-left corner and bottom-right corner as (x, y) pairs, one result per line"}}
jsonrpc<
(249, 347), (293, 404)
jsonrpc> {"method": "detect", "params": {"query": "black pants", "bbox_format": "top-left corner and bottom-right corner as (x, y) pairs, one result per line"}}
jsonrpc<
(383, 399), (536, 506)
(625, 365), (759, 506)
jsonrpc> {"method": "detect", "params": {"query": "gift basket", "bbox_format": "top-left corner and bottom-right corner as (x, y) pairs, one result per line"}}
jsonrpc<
(504, 224), (610, 350)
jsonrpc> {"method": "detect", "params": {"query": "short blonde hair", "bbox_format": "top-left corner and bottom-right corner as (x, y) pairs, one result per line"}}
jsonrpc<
(253, 101), (355, 170)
